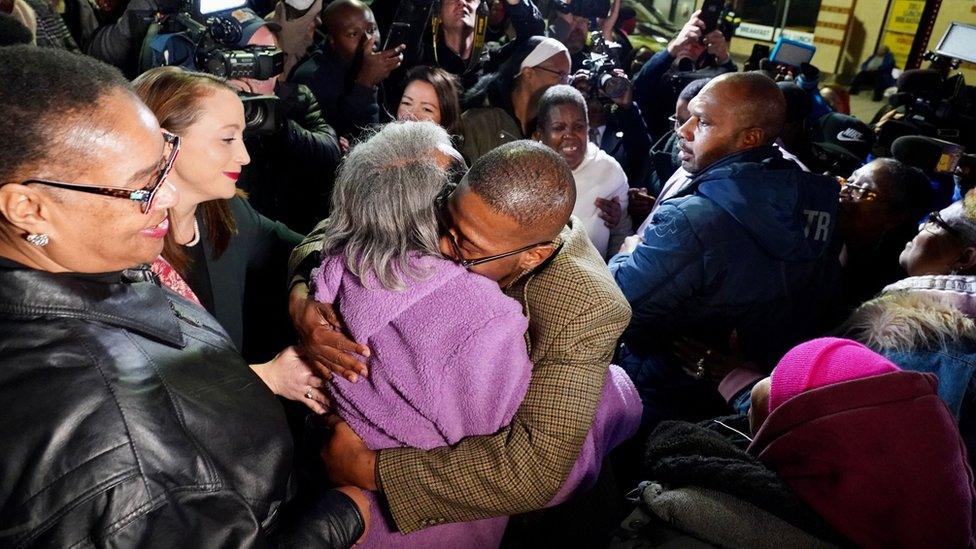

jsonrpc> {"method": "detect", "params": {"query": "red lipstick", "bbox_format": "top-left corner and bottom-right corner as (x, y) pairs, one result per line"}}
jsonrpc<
(223, 171), (240, 181)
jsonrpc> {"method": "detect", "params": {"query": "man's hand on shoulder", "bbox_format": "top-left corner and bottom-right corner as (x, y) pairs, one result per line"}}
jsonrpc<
(289, 282), (371, 382)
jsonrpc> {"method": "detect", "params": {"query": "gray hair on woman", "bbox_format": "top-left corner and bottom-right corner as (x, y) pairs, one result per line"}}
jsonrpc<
(318, 120), (460, 290)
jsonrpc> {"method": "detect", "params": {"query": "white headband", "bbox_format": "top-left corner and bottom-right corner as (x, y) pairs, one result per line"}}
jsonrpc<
(284, 0), (316, 11)
(519, 37), (570, 72)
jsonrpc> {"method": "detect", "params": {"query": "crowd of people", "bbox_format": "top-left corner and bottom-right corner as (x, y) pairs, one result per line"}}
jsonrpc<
(2, 0), (976, 546)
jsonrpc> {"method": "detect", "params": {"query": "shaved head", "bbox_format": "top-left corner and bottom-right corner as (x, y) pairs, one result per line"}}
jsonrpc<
(463, 140), (576, 240)
(704, 72), (786, 144)
(678, 71), (787, 173)
(321, 0), (376, 61)
(322, 0), (368, 34)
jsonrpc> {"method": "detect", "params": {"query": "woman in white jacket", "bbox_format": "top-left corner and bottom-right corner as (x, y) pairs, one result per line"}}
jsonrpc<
(535, 85), (631, 259)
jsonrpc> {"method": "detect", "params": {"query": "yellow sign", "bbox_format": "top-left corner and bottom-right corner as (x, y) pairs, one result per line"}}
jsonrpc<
(879, 0), (926, 68)
(886, 0), (925, 34)
(882, 31), (914, 68)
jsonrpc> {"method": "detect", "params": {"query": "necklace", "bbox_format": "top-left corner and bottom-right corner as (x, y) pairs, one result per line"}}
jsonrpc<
(185, 218), (200, 247)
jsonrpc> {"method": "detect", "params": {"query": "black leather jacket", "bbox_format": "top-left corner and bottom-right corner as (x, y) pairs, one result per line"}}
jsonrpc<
(0, 262), (363, 548)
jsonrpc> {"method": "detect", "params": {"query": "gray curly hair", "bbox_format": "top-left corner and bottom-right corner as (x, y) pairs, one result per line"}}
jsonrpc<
(318, 121), (463, 291)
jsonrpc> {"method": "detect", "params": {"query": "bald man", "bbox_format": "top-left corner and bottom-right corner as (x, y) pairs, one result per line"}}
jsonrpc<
(609, 72), (842, 428)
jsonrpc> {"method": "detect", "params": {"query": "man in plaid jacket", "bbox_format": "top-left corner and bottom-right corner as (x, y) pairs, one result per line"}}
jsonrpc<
(288, 139), (632, 533)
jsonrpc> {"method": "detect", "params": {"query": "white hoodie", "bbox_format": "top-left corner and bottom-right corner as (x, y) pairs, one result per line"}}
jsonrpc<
(572, 142), (631, 259)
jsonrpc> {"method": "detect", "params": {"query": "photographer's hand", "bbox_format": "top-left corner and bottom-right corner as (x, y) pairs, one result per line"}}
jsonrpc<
(668, 10), (704, 58)
(570, 69), (591, 92)
(355, 35), (404, 88)
(703, 29), (730, 65)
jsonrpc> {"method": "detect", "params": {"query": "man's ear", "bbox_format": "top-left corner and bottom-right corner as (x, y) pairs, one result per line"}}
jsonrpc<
(517, 243), (557, 273)
(740, 127), (764, 149)
(0, 184), (55, 236)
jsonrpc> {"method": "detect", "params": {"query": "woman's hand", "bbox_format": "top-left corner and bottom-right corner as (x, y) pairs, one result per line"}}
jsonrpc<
(252, 347), (330, 414)
(289, 282), (371, 382)
(595, 196), (622, 228)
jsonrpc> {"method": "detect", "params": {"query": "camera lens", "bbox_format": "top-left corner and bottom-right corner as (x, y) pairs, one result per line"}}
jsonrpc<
(600, 73), (629, 99)
(243, 100), (267, 130)
(204, 55), (229, 78)
(207, 16), (243, 47)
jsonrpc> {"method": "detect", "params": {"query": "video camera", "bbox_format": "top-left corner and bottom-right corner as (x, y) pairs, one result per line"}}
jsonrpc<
(876, 22), (976, 152)
(582, 34), (629, 101)
(140, 0), (285, 133)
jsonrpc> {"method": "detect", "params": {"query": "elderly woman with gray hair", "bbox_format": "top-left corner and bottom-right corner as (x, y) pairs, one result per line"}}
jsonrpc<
(309, 121), (534, 547)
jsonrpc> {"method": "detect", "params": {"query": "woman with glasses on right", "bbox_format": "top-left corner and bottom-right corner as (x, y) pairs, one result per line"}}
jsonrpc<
(841, 193), (976, 470)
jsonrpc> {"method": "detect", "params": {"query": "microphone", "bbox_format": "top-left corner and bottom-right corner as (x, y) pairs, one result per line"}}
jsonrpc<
(891, 135), (964, 175)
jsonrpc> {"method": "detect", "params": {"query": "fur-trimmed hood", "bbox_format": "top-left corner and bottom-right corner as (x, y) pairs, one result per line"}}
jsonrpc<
(841, 275), (976, 353)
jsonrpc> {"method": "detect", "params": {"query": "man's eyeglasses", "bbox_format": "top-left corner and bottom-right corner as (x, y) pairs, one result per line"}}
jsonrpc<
(838, 180), (879, 202)
(435, 195), (555, 268)
(532, 65), (571, 84)
(923, 211), (965, 241)
(21, 131), (180, 214)
(668, 115), (688, 131)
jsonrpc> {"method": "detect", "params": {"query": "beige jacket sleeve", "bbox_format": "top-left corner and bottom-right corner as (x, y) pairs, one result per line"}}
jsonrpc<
(287, 219), (328, 285)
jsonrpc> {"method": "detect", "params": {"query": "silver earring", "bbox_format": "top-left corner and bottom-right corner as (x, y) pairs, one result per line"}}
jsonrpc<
(26, 233), (49, 247)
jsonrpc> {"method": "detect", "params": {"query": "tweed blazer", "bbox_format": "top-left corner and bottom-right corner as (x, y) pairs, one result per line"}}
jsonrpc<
(288, 217), (632, 533)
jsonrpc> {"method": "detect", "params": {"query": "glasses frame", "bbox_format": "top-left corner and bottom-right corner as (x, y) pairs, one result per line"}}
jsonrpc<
(436, 194), (556, 268)
(531, 65), (571, 84)
(839, 180), (879, 202)
(21, 131), (181, 214)
(668, 115), (687, 131)
(924, 211), (965, 241)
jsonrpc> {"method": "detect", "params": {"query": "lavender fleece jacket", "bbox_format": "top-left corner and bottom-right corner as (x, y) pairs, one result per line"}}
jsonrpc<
(312, 252), (640, 547)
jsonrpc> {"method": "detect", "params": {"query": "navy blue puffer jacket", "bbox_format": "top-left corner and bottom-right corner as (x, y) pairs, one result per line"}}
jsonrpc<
(610, 145), (841, 398)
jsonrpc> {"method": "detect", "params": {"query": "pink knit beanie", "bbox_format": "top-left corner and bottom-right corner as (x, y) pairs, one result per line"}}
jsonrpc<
(768, 337), (900, 413)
